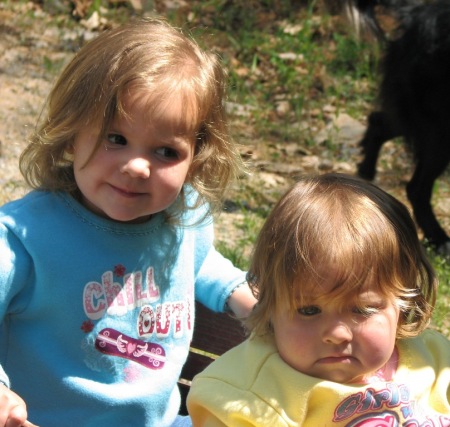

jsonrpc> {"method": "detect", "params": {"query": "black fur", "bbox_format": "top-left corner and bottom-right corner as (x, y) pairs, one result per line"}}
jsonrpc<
(350, 0), (450, 254)
(325, 0), (421, 40)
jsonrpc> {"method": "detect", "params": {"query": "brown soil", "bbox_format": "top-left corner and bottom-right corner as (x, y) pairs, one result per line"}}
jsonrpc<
(1, 2), (449, 273)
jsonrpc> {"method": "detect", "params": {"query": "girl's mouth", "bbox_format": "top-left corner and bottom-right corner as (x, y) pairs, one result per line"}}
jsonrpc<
(110, 184), (144, 198)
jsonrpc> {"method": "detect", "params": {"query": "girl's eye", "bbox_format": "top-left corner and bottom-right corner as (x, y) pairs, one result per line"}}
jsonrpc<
(352, 306), (379, 316)
(155, 147), (179, 160)
(105, 133), (127, 148)
(297, 306), (321, 316)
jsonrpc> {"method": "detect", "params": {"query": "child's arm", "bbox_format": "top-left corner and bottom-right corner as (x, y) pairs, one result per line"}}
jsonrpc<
(0, 383), (37, 426)
(226, 283), (257, 319)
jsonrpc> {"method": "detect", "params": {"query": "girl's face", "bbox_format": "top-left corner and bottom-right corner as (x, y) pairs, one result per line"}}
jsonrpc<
(72, 91), (195, 223)
(271, 272), (400, 384)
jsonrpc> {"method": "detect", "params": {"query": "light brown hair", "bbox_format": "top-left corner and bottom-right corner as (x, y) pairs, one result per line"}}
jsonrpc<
(20, 18), (243, 221)
(246, 173), (436, 338)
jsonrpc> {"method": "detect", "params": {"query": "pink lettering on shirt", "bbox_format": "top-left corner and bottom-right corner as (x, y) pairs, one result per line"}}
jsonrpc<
(95, 328), (165, 369)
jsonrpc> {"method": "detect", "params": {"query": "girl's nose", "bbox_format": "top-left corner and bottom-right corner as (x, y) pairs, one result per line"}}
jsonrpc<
(322, 319), (353, 345)
(120, 158), (151, 179)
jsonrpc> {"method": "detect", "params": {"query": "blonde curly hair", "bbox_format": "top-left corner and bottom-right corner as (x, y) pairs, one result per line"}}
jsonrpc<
(20, 18), (243, 221)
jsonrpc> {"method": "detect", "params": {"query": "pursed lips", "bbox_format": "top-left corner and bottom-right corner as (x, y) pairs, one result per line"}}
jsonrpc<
(317, 354), (356, 364)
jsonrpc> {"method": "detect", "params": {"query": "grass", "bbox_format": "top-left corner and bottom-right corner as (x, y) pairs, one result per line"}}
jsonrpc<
(187, 1), (450, 335)
(427, 250), (450, 335)
(2, 0), (449, 336)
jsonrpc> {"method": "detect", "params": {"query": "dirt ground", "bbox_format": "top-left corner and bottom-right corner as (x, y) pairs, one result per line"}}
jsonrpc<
(1, 1), (449, 341)
(0, 3), (66, 204)
(1, 1), (450, 243)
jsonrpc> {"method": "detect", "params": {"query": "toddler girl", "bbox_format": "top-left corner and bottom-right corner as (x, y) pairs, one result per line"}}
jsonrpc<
(0, 18), (255, 427)
(188, 173), (450, 426)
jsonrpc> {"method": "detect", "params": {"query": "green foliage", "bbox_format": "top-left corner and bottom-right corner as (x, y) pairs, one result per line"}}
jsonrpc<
(195, 1), (380, 137)
(329, 33), (375, 77)
(195, 2), (449, 337)
(1, 0), (448, 337)
(42, 56), (66, 75)
(426, 249), (450, 334)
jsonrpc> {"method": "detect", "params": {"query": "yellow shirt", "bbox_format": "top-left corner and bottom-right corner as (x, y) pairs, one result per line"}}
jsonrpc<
(187, 329), (450, 426)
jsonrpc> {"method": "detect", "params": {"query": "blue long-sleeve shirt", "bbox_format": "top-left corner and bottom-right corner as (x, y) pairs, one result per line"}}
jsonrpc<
(0, 190), (246, 426)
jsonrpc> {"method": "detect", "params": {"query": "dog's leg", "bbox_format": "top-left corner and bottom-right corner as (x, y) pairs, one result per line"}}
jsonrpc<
(357, 111), (401, 180)
(406, 153), (450, 251)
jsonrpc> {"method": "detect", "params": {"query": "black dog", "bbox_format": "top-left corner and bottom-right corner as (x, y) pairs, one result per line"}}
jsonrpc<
(337, 0), (450, 255)
(326, 0), (421, 40)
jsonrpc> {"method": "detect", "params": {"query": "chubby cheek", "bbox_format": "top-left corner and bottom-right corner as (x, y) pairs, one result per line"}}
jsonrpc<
(381, 307), (400, 345)
(77, 143), (109, 166)
(73, 155), (101, 188)
(153, 164), (192, 194)
(272, 314), (313, 370)
(358, 314), (398, 365)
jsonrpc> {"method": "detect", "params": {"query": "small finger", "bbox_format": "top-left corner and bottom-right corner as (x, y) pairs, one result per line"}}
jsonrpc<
(5, 404), (28, 427)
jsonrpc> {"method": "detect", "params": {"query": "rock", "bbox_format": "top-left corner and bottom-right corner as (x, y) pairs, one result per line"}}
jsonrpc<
(314, 113), (366, 147)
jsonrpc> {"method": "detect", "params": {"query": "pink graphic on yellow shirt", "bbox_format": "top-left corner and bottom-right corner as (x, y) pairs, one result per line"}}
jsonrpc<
(334, 384), (450, 426)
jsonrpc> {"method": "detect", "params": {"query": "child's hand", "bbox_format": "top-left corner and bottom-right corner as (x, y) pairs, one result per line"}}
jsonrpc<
(227, 283), (258, 319)
(0, 383), (34, 427)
